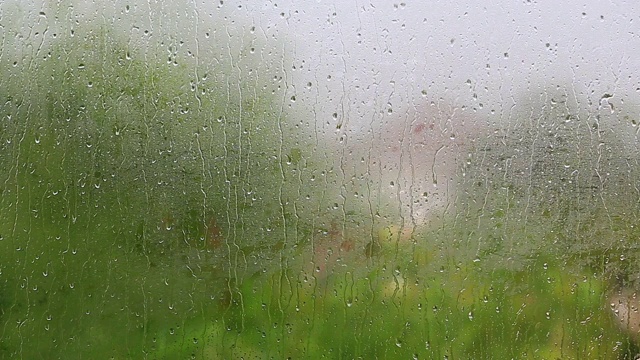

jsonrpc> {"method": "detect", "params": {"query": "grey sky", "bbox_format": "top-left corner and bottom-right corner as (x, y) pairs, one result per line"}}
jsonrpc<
(267, 0), (640, 136)
(4, 0), (638, 136)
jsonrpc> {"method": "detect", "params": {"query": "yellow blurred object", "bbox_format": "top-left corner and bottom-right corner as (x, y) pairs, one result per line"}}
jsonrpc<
(608, 288), (640, 342)
(377, 224), (400, 243)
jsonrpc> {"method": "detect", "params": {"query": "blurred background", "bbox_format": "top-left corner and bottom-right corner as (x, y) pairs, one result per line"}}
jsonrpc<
(1, 0), (640, 358)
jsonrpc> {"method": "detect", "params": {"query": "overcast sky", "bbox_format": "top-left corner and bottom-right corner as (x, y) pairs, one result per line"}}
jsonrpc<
(266, 0), (640, 134)
(5, 0), (639, 138)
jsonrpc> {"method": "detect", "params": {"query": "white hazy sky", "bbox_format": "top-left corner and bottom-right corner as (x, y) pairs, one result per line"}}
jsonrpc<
(5, 0), (639, 137)
(270, 0), (640, 133)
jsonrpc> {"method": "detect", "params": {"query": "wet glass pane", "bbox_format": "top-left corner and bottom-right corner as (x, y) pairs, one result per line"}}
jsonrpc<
(1, 0), (639, 358)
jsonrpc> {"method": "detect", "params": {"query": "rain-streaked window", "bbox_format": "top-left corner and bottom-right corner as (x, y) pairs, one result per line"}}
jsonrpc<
(1, 1), (639, 358)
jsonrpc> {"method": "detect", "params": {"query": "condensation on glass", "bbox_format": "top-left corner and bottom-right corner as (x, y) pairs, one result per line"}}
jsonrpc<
(1, 0), (639, 358)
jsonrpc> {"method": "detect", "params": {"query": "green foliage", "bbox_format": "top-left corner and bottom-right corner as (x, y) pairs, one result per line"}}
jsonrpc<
(138, 240), (622, 359)
(0, 12), (314, 358)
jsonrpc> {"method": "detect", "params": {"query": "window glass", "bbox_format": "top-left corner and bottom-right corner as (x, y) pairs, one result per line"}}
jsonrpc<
(1, 0), (639, 358)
